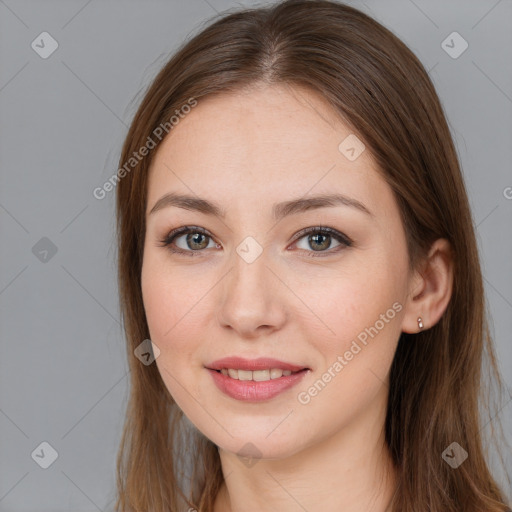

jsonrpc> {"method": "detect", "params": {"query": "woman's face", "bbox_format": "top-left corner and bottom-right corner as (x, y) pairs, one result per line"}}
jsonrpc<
(141, 84), (413, 459)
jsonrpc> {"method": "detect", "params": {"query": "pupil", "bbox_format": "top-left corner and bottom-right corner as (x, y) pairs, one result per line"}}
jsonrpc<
(310, 234), (329, 251)
(187, 233), (208, 250)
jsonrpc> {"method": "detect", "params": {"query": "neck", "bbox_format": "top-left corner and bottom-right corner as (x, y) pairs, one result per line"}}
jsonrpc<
(213, 387), (398, 512)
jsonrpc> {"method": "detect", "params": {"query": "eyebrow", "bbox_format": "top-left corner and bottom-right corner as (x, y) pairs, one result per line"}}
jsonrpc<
(148, 192), (374, 221)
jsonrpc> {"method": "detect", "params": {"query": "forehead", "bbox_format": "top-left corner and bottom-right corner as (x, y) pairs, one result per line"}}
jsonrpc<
(147, 84), (392, 220)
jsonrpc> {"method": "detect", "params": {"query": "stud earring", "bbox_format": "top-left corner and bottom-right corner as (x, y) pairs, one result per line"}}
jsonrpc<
(417, 317), (424, 331)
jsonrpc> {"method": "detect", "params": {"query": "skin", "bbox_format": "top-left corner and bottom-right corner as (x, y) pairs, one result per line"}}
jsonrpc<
(141, 83), (453, 512)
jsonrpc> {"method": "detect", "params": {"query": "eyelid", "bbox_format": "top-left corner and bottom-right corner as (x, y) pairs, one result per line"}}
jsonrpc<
(158, 224), (352, 256)
(157, 225), (217, 256)
(290, 225), (352, 246)
(162, 225), (212, 242)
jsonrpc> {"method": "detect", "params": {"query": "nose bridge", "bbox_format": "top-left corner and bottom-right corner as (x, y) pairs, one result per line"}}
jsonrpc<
(216, 240), (287, 335)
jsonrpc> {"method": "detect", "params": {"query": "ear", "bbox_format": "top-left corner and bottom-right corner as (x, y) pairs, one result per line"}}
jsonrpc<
(401, 238), (454, 334)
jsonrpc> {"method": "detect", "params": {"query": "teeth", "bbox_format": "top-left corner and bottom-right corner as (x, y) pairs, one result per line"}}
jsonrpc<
(238, 369), (252, 381)
(253, 370), (270, 381)
(219, 368), (295, 381)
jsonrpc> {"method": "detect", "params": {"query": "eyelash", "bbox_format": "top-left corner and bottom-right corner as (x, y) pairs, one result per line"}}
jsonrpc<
(157, 225), (353, 258)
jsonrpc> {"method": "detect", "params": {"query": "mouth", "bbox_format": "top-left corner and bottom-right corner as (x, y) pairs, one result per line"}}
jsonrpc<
(205, 356), (310, 401)
(206, 356), (310, 379)
(209, 367), (306, 382)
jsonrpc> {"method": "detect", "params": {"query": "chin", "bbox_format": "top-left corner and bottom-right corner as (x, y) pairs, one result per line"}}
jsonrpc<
(208, 426), (310, 462)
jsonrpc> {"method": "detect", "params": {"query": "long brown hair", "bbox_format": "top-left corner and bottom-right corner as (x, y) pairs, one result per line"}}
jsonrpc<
(114, 1), (511, 510)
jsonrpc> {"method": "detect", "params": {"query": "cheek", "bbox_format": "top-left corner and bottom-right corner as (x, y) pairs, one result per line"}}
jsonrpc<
(295, 286), (401, 426)
(311, 257), (404, 389)
(314, 263), (399, 342)
(141, 261), (205, 402)
(141, 250), (204, 343)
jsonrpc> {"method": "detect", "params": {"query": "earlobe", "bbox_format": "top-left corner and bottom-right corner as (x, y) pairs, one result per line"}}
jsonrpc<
(401, 238), (454, 334)
(401, 313), (428, 335)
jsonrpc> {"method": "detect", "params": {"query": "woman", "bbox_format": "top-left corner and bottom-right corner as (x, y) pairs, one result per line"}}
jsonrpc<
(114, 1), (511, 510)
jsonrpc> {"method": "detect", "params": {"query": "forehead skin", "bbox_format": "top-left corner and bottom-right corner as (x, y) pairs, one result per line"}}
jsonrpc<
(145, 83), (407, 276)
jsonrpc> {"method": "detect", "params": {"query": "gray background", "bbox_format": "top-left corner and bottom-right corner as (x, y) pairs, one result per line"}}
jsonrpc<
(0, 0), (511, 510)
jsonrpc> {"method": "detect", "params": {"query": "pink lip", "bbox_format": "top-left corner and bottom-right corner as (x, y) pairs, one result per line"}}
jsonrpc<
(206, 356), (308, 373)
(207, 368), (309, 402)
(205, 357), (310, 402)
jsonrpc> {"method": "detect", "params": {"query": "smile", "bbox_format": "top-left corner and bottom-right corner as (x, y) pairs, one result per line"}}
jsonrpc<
(216, 368), (298, 381)
(207, 367), (309, 401)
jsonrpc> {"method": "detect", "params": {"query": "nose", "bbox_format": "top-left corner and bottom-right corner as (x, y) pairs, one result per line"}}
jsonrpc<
(215, 249), (288, 339)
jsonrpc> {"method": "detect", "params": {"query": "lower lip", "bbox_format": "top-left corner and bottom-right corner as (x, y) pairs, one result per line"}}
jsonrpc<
(207, 368), (309, 402)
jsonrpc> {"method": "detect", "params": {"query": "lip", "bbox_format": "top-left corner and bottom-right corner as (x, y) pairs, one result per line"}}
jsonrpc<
(205, 356), (310, 402)
(206, 356), (309, 373)
(207, 367), (309, 402)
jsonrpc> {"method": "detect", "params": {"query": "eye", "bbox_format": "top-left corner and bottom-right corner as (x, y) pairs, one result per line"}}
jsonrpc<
(291, 226), (352, 257)
(158, 226), (219, 257)
(158, 225), (353, 257)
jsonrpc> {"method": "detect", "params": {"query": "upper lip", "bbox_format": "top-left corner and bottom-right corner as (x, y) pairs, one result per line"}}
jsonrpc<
(206, 356), (309, 372)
